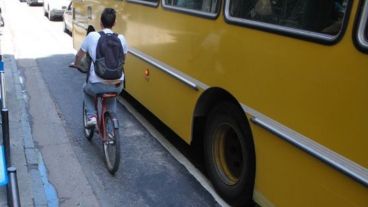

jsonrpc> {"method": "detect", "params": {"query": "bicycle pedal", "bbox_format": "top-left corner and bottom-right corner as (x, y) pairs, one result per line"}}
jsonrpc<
(105, 140), (115, 145)
(84, 125), (95, 130)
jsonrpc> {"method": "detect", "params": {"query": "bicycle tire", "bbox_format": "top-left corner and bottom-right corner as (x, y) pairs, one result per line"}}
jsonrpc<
(103, 112), (120, 174)
(83, 101), (94, 140)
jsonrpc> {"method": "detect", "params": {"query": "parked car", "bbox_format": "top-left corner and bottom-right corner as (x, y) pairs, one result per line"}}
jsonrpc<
(0, 8), (4, 27)
(26, 0), (43, 6)
(63, 1), (72, 34)
(43, 0), (70, 21)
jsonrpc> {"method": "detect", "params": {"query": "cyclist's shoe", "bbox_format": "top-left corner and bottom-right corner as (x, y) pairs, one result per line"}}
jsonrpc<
(86, 116), (97, 128)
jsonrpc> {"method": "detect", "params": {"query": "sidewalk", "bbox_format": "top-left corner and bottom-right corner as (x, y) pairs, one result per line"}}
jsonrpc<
(0, 27), (49, 206)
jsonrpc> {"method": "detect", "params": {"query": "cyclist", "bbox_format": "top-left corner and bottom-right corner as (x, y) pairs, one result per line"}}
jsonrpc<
(70, 8), (128, 127)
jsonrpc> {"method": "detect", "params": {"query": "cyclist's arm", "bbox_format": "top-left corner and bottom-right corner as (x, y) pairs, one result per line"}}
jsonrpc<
(74, 49), (86, 68)
(70, 33), (92, 68)
(118, 34), (128, 64)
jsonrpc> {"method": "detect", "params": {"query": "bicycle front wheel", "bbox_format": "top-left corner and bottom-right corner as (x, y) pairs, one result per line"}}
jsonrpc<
(103, 112), (120, 175)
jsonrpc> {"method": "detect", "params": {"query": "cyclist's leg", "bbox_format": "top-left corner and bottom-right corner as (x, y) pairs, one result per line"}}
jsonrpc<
(83, 83), (97, 117)
(84, 82), (123, 114)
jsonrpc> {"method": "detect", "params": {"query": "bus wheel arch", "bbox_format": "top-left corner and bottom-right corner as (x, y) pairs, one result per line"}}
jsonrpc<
(192, 88), (256, 206)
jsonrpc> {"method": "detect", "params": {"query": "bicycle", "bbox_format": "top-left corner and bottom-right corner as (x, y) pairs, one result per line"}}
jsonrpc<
(70, 64), (120, 175)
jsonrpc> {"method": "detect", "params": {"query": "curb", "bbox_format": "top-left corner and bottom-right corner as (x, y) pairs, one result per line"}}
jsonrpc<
(5, 54), (53, 206)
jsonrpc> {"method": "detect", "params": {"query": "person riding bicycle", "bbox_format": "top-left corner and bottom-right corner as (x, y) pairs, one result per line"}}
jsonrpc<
(70, 8), (128, 128)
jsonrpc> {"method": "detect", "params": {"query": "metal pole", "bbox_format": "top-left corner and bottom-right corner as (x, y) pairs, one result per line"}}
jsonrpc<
(1, 70), (6, 109)
(7, 167), (21, 207)
(2, 108), (9, 166)
(0, 54), (9, 166)
(0, 54), (5, 109)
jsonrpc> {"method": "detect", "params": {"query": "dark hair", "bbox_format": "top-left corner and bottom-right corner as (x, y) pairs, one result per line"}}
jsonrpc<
(101, 8), (116, 28)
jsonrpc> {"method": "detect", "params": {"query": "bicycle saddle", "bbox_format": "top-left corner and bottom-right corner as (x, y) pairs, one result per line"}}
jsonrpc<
(97, 93), (118, 98)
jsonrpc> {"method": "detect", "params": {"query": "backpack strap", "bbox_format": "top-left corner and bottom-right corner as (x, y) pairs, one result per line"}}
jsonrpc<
(113, 32), (125, 63)
(99, 31), (117, 36)
(95, 31), (106, 63)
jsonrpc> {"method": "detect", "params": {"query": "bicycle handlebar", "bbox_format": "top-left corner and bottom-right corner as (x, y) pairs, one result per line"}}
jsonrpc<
(69, 63), (88, 74)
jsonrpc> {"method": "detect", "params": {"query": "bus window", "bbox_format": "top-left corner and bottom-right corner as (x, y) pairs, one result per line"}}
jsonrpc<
(227, 0), (349, 36)
(128, 0), (158, 6)
(163, 0), (219, 14)
(356, 0), (368, 51)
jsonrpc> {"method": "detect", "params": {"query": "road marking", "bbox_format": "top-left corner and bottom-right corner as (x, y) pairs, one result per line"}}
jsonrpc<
(38, 153), (59, 207)
(117, 96), (230, 207)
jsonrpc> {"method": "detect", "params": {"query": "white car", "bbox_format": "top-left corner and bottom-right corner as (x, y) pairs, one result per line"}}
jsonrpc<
(0, 8), (3, 27)
(43, 0), (70, 21)
(63, 2), (72, 34)
(26, 0), (44, 6)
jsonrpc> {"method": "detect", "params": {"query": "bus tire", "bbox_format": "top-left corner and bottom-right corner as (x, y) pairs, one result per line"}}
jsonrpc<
(204, 102), (255, 207)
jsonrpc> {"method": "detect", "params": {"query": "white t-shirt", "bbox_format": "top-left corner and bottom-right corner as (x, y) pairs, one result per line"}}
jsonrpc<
(81, 28), (128, 84)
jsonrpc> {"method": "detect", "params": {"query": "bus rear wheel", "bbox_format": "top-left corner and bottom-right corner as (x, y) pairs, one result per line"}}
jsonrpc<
(204, 102), (255, 206)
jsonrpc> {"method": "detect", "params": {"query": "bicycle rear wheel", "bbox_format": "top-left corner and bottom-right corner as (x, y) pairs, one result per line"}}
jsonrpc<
(83, 101), (94, 140)
(103, 112), (120, 174)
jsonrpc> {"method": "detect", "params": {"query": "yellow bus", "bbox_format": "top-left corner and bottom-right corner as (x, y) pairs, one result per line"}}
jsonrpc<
(72, 0), (368, 206)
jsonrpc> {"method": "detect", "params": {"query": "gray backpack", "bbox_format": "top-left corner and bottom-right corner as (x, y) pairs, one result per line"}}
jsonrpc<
(94, 31), (125, 80)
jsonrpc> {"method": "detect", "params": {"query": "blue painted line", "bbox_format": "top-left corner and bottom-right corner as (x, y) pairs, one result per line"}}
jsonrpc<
(0, 61), (4, 72)
(38, 154), (59, 207)
(0, 145), (8, 186)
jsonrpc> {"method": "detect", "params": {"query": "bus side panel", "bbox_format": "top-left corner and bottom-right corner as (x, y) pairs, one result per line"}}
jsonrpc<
(121, 3), (203, 142)
(216, 1), (368, 206)
(251, 123), (368, 207)
(125, 54), (199, 143)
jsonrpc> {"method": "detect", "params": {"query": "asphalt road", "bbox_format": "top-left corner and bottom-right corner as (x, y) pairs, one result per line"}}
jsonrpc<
(2, 0), (222, 206)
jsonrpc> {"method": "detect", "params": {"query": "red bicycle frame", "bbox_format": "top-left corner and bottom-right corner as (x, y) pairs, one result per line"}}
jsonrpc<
(95, 93), (117, 142)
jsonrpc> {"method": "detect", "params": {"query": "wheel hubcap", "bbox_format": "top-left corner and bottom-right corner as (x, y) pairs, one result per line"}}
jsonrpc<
(213, 124), (243, 185)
